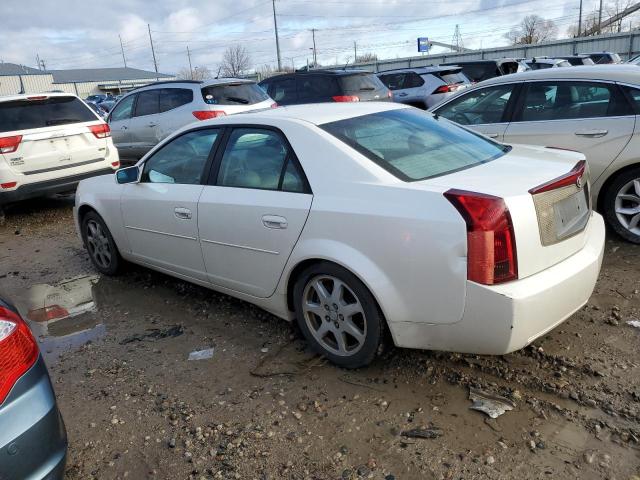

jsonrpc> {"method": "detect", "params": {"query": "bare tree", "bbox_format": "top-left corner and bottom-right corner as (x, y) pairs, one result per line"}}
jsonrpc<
(356, 52), (378, 63)
(504, 15), (558, 45)
(220, 45), (251, 77)
(177, 66), (213, 81)
(606, 0), (634, 32)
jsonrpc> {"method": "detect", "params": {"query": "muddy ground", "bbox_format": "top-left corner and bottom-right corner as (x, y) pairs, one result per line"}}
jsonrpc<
(0, 196), (639, 480)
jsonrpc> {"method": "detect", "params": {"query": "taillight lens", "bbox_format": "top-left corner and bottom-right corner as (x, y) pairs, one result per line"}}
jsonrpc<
(0, 135), (22, 154)
(388, 91), (393, 99)
(434, 85), (458, 94)
(88, 124), (111, 139)
(271, 102), (279, 108)
(1, 182), (17, 189)
(0, 306), (39, 405)
(332, 95), (360, 102)
(27, 305), (70, 323)
(192, 111), (226, 120)
(444, 189), (518, 285)
(529, 160), (586, 194)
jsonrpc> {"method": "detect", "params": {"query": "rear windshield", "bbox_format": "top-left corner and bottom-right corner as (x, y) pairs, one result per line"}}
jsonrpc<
(437, 71), (469, 85)
(201, 83), (270, 106)
(321, 109), (508, 182)
(0, 96), (97, 133)
(458, 64), (498, 82)
(339, 74), (388, 94)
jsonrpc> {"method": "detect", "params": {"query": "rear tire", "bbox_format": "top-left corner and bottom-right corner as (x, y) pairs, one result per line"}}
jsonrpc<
(293, 262), (384, 369)
(602, 167), (640, 244)
(81, 211), (123, 275)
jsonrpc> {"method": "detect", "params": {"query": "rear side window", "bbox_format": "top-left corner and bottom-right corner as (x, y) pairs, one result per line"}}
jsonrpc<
(201, 83), (269, 106)
(160, 88), (193, 112)
(339, 74), (387, 94)
(267, 78), (297, 103)
(518, 81), (630, 122)
(623, 86), (640, 114)
(0, 96), (97, 133)
(378, 73), (406, 91)
(321, 109), (508, 182)
(134, 90), (160, 117)
(298, 76), (340, 100)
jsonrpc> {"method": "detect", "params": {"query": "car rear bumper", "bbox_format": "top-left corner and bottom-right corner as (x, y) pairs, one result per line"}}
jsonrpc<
(0, 168), (115, 205)
(0, 356), (67, 480)
(390, 213), (605, 354)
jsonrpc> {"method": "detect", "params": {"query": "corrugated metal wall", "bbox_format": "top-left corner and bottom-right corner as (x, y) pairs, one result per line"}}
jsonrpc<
(338, 31), (640, 72)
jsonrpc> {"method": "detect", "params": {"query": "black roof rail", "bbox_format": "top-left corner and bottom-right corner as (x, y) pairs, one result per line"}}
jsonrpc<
(128, 79), (203, 92)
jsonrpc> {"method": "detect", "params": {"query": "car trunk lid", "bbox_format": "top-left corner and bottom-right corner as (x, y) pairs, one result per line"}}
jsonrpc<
(422, 144), (592, 280)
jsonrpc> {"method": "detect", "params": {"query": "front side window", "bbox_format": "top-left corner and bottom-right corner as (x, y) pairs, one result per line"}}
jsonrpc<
(518, 81), (629, 122)
(134, 90), (160, 117)
(141, 129), (219, 184)
(435, 84), (515, 125)
(109, 95), (136, 122)
(321, 109), (509, 182)
(160, 88), (193, 112)
(217, 128), (305, 192)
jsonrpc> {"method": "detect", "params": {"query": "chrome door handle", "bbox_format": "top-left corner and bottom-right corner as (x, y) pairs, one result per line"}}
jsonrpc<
(575, 129), (608, 137)
(262, 215), (288, 229)
(485, 133), (499, 138)
(121, 126), (128, 130)
(148, 122), (158, 127)
(398, 93), (408, 97)
(174, 207), (192, 220)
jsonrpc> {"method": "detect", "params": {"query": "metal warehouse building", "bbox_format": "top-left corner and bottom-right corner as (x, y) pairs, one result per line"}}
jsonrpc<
(0, 63), (174, 98)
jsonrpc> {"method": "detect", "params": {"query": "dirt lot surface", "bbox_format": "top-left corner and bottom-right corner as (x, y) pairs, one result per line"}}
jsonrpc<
(1, 197), (639, 480)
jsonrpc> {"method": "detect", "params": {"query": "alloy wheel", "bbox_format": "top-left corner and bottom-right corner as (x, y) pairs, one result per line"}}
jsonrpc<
(302, 275), (367, 357)
(86, 220), (112, 269)
(614, 178), (640, 236)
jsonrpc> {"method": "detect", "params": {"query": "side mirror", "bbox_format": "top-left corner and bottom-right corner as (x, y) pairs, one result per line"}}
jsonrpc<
(116, 166), (140, 184)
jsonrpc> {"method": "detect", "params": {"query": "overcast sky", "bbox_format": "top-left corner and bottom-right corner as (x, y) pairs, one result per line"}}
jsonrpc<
(0, 0), (612, 74)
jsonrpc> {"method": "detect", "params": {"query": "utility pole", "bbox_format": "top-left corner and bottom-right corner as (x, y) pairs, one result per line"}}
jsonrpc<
(354, 41), (357, 63)
(119, 34), (127, 68)
(578, 0), (583, 37)
(39, 59), (46, 71)
(36, 54), (41, 70)
(451, 25), (464, 52)
(311, 29), (317, 66)
(272, 0), (282, 71)
(187, 46), (193, 79)
(598, 0), (604, 34)
(148, 23), (158, 73)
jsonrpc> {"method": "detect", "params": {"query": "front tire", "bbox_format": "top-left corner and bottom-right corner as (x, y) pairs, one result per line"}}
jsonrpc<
(293, 262), (384, 368)
(81, 211), (123, 275)
(602, 167), (640, 244)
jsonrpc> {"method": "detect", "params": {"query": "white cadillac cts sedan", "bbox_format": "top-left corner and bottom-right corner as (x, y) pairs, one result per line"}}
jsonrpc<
(74, 103), (605, 368)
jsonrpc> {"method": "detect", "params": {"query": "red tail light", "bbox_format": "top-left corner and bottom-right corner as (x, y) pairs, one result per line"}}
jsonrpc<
(0, 135), (22, 154)
(434, 84), (462, 94)
(26, 96), (48, 101)
(88, 123), (111, 139)
(388, 91), (393, 99)
(444, 189), (518, 285)
(27, 305), (70, 323)
(271, 102), (279, 108)
(332, 95), (360, 102)
(0, 306), (39, 405)
(111, 161), (120, 168)
(529, 160), (586, 195)
(1, 182), (17, 189)
(192, 111), (226, 120)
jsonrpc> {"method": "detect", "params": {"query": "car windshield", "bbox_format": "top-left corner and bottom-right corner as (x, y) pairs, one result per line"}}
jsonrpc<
(321, 109), (509, 182)
(0, 96), (97, 133)
(201, 83), (270, 105)
(339, 74), (387, 94)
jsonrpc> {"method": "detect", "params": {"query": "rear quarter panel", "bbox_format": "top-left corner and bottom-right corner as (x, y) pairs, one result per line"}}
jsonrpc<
(274, 121), (468, 326)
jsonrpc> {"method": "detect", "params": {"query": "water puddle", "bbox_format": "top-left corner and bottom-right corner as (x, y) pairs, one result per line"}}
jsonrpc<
(12, 275), (106, 363)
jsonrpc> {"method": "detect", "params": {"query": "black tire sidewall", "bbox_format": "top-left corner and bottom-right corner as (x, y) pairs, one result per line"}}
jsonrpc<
(81, 211), (122, 275)
(293, 262), (383, 369)
(602, 168), (640, 244)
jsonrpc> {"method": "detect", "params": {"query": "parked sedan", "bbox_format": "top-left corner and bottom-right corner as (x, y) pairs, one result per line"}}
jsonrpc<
(377, 66), (472, 109)
(0, 295), (67, 479)
(74, 103), (604, 368)
(430, 65), (640, 243)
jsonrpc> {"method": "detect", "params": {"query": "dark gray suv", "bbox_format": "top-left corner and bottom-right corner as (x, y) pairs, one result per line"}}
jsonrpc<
(0, 296), (67, 480)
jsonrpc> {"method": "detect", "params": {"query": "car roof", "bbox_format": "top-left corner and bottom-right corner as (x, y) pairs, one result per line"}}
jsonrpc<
(476, 64), (640, 86)
(0, 92), (79, 103)
(132, 78), (253, 92)
(377, 66), (462, 75)
(442, 58), (518, 66)
(261, 70), (372, 82)
(198, 102), (407, 127)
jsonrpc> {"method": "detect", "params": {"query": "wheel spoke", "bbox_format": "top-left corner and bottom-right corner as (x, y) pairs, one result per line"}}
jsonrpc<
(313, 280), (331, 303)
(330, 279), (346, 304)
(334, 331), (348, 354)
(342, 319), (365, 343)
(634, 179), (640, 197)
(618, 194), (640, 203)
(304, 301), (326, 319)
(629, 213), (640, 230)
(341, 302), (362, 319)
(88, 222), (98, 238)
(315, 321), (330, 338)
(616, 206), (640, 215)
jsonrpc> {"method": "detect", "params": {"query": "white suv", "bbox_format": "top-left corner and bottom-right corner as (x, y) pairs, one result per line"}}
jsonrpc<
(108, 79), (276, 159)
(0, 93), (119, 206)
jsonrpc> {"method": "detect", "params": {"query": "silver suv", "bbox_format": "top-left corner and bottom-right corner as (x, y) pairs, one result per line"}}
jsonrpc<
(108, 79), (276, 159)
(377, 66), (472, 109)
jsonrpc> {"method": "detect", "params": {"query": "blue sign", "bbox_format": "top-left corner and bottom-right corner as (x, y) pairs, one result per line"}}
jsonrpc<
(417, 37), (430, 53)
